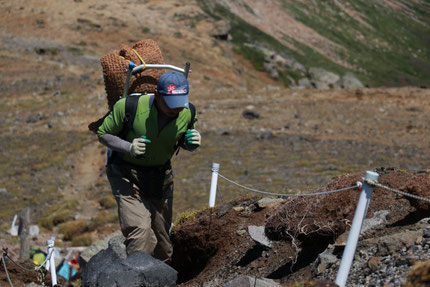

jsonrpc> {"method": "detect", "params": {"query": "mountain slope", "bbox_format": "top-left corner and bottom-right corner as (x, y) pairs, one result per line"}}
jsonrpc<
(0, 2), (429, 282)
(198, 0), (430, 87)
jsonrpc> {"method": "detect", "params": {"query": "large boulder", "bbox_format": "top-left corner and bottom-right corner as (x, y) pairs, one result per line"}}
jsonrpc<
(79, 230), (123, 268)
(210, 20), (232, 41)
(340, 73), (364, 89)
(308, 67), (340, 89)
(81, 235), (177, 287)
(297, 77), (313, 89)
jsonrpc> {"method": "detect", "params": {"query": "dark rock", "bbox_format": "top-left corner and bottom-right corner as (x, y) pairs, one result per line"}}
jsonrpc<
(79, 231), (124, 268)
(242, 109), (260, 120)
(27, 112), (48, 123)
(257, 131), (273, 140)
(215, 129), (230, 136)
(81, 235), (177, 287)
(26, 115), (38, 123)
(406, 106), (421, 112)
(52, 90), (62, 97)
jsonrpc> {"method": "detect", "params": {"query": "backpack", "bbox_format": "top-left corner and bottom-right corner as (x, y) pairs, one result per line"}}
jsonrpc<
(107, 93), (196, 164)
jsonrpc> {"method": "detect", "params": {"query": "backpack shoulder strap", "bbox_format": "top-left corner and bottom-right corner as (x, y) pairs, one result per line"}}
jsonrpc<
(188, 103), (196, 129)
(175, 103), (197, 155)
(119, 93), (142, 139)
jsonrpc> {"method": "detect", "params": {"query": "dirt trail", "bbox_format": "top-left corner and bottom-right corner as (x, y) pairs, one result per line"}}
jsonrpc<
(62, 141), (106, 220)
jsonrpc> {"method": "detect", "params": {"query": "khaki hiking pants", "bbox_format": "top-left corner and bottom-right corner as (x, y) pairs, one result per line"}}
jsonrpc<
(106, 162), (174, 263)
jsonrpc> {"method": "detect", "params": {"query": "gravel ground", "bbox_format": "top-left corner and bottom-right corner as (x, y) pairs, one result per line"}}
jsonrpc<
(316, 218), (430, 286)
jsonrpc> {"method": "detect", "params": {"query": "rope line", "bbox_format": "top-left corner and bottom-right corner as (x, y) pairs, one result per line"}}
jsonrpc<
(364, 179), (430, 203)
(132, 49), (146, 69)
(3, 252), (47, 286)
(5, 254), (36, 273)
(217, 172), (358, 197)
(2, 255), (14, 287)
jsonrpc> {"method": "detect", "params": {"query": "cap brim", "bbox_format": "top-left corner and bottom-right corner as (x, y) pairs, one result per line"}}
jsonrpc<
(162, 94), (189, 109)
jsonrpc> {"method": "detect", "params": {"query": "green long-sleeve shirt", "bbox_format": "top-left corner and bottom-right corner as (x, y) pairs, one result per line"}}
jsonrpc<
(97, 94), (195, 166)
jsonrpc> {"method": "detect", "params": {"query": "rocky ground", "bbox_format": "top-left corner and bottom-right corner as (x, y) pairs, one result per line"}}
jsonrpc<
(0, 1), (429, 286)
(169, 169), (430, 287)
(3, 168), (429, 287)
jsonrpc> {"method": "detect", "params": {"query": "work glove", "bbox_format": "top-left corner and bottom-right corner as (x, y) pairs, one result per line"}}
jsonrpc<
(184, 129), (201, 151)
(129, 136), (151, 157)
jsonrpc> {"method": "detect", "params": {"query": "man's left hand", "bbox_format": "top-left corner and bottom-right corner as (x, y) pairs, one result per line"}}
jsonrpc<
(184, 129), (201, 151)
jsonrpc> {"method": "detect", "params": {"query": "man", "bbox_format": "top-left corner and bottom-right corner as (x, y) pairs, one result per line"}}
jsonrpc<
(97, 71), (201, 263)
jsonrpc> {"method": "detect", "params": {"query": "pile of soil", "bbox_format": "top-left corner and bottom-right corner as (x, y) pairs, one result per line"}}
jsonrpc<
(171, 168), (430, 286)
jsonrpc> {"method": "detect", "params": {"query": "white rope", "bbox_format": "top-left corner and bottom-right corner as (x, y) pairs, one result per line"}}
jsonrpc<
(2, 255), (14, 287)
(364, 179), (430, 203)
(217, 173), (359, 197)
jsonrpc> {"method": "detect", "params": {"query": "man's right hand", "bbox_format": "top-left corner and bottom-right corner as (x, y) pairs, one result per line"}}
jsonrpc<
(129, 138), (147, 157)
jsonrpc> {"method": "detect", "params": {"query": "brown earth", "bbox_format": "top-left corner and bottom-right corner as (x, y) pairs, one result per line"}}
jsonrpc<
(0, 1), (429, 286)
(170, 169), (430, 286)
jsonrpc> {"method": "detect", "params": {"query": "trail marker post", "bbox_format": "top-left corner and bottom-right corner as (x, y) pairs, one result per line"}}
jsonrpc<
(335, 170), (379, 287)
(19, 208), (30, 260)
(46, 237), (58, 286)
(209, 163), (220, 207)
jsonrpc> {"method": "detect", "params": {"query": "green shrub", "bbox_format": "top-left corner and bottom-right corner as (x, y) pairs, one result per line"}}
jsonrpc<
(58, 220), (88, 241)
(88, 210), (118, 231)
(39, 209), (72, 230)
(99, 196), (117, 209)
(71, 233), (93, 246)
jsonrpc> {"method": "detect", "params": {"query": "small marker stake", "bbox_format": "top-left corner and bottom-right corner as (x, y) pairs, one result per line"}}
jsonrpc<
(209, 163), (220, 207)
(46, 237), (57, 286)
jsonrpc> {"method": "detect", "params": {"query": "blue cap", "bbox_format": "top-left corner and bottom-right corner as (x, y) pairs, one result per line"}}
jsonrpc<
(157, 72), (189, 109)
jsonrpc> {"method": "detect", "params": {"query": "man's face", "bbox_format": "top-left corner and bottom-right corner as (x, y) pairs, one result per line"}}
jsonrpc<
(155, 91), (185, 117)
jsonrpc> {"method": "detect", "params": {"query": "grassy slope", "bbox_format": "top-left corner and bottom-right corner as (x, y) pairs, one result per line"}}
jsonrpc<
(281, 0), (430, 86)
(198, 0), (430, 87)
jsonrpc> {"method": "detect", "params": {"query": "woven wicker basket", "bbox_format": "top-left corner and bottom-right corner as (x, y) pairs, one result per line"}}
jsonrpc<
(88, 39), (165, 133)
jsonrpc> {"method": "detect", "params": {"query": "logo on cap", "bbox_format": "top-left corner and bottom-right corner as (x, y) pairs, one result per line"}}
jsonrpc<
(167, 84), (176, 94)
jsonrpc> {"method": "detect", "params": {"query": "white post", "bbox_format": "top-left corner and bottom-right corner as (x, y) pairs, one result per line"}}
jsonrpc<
(209, 163), (220, 207)
(335, 171), (379, 287)
(46, 237), (57, 286)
